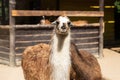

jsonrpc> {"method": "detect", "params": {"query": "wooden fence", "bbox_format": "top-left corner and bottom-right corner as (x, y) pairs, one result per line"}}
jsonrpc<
(0, 24), (102, 66)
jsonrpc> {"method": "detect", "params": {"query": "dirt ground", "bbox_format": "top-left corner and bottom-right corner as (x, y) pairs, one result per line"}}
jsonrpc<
(98, 48), (120, 80)
(0, 48), (120, 80)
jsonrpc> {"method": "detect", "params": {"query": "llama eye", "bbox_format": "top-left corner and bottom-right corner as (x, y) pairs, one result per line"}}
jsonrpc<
(67, 22), (72, 27)
(68, 22), (71, 25)
(56, 21), (59, 25)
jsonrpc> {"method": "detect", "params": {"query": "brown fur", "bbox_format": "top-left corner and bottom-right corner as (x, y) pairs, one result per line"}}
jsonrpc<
(22, 43), (51, 80)
(40, 19), (51, 25)
(22, 43), (102, 80)
(70, 43), (102, 80)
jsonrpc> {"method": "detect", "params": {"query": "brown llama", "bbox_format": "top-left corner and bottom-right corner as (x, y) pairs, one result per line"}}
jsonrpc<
(22, 16), (102, 80)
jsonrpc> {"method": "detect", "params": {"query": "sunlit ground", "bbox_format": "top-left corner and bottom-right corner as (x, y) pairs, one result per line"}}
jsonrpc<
(0, 49), (120, 80)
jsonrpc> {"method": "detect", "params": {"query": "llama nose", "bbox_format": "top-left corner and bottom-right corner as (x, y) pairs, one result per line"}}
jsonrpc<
(61, 26), (66, 29)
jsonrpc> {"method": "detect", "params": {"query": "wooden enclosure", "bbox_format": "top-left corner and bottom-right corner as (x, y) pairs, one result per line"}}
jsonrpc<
(0, 0), (104, 66)
(0, 24), (101, 66)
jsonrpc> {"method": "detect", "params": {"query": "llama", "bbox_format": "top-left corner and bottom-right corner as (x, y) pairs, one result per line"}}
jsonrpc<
(49, 16), (72, 80)
(22, 16), (102, 80)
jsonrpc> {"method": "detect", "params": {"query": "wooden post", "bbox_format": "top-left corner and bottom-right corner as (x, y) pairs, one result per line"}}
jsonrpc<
(9, 0), (16, 66)
(56, 0), (60, 10)
(99, 0), (104, 58)
(1, 0), (5, 24)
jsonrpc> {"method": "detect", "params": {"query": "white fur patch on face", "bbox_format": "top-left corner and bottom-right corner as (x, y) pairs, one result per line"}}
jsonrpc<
(57, 16), (70, 23)
(55, 16), (70, 34)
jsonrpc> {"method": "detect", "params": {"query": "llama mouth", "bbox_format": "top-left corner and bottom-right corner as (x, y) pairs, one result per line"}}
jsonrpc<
(56, 30), (68, 35)
(60, 29), (68, 33)
(59, 32), (68, 35)
(61, 30), (67, 33)
(60, 28), (69, 33)
(56, 28), (68, 34)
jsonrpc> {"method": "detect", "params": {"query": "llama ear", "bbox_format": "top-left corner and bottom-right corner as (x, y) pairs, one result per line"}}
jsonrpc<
(51, 21), (59, 25)
(51, 21), (57, 25)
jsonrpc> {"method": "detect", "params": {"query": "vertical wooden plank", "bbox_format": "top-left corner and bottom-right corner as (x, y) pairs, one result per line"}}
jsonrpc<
(9, 0), (16, 66)
(1, 0), (5, 24)
(56, 0), (60, 10)
(99, 0), (104, 58)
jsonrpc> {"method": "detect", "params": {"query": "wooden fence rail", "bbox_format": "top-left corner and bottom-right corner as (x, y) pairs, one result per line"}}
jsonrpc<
(12, 10), (104, 17)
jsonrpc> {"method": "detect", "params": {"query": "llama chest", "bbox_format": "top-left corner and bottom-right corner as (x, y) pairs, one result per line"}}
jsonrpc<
(50, 51), (71, 80)
(50, 51), (71, 67)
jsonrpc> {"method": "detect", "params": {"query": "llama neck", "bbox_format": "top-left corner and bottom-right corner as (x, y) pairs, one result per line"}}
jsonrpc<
(52, 33), (71, 53)
(50, 32), (71, 80)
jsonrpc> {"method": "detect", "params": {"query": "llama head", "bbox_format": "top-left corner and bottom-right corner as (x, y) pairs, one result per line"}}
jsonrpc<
(52, 16), (72, 35)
